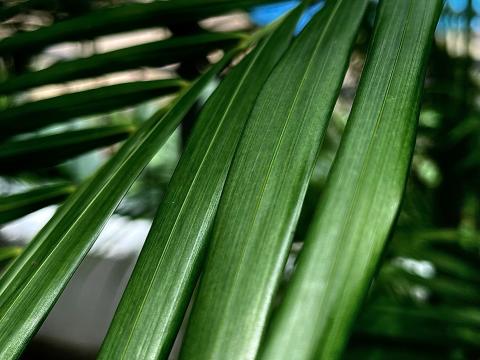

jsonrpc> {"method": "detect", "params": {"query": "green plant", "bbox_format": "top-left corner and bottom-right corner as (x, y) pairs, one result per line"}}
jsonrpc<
(0, 0), (478, 359)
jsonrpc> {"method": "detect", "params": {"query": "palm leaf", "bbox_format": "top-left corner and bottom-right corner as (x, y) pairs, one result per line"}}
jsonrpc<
(0, 0), (274, 55)
(0, 79), (184, 138)
(260, 1), (443, 359)
(0, 125), (135, 173)
(99, 6), (305, 360)
(0, 183), (74, 225)
(180, 1), (369, 358)
(0, 47), (239, 359)
(0, 32), (240, 95)
(354, 305), (480, 349)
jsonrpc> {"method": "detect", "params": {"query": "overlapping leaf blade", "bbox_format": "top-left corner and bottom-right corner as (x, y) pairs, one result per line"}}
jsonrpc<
(0, 183), (75, 225)
(0, 125), (134, 173)
(0, 0), (274, 55)
(0, 49), (237, 360)
(0, 79), (184, 138)
(98, 6), (305, 360)
(179, 1), (369, 359)
(0, 32), (239, 95)
(260, 1), (443, 359)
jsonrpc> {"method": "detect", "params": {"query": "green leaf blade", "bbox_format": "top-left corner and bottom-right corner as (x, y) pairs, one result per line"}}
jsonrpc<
(179, 1), (369, 359)
(0, 183), (75, 225)
(0, 125), (135, 173)
(98, 6), (305, 360)
(0, 0), (274, 56)
(260, 1), (443, 359)
(0, 50), (236, 360)
(0, 79), (184, 138)
(0, 32), (239, 95)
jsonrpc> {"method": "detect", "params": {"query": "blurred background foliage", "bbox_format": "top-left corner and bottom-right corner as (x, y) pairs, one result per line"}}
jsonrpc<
(0, 0), (478, 358)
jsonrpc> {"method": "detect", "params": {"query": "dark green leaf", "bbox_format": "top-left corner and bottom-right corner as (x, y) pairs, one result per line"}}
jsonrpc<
(0, 125), (135, 173)
(0, 0), (273, 56)
(0, 183), (74, 224)
(0, 79), (184, 138)
(0, 32), (240, 95)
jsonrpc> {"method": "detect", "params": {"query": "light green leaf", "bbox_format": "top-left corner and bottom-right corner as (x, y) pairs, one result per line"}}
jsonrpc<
(0, 183), (75, 225)
(260, 1), (442, 359)
(180, 1), (369, 359)
(99, 6), (305, 360)
(0, 48), (237, 360)
(0, 32), (240, 95)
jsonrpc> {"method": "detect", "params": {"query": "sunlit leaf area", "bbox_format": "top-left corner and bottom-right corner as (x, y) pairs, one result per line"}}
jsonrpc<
(0, 0), (478, 359)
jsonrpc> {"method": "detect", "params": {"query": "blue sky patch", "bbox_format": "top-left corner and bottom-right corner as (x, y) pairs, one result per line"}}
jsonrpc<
(250, 1), (325, 35)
